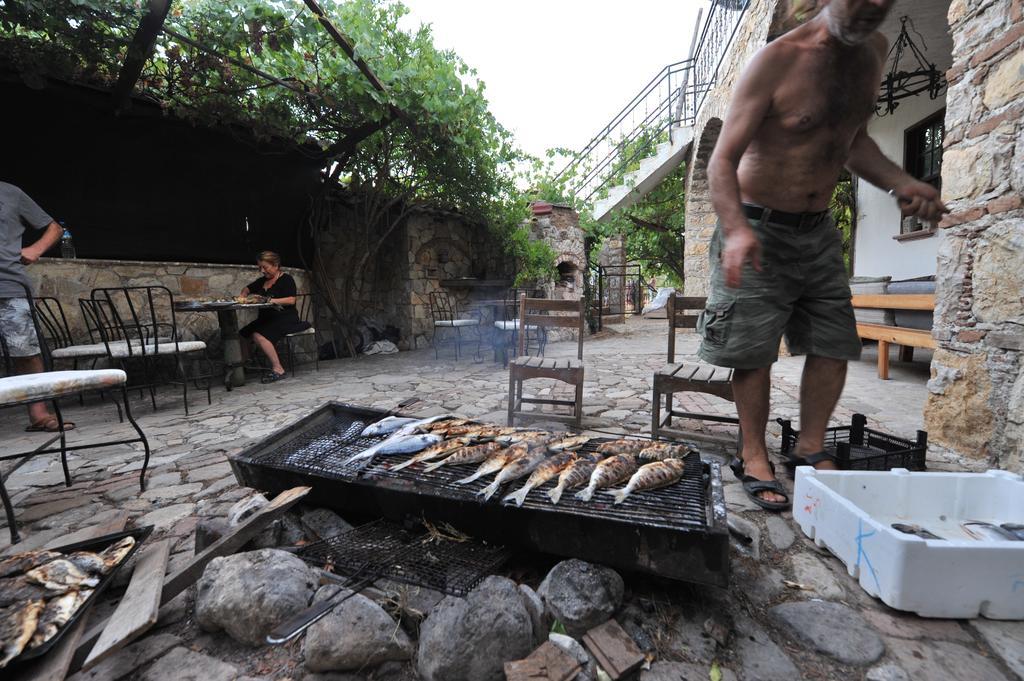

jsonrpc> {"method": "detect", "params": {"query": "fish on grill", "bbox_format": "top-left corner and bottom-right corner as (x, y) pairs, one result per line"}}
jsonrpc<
(478, 449), (549, 501)
(29, 588), (91, 648)
(343, 432), (444, 465)
(503, 451), (578, 507)
(390, 437), (471, 471)
(594, 439), (650, 455)
(548, 456), (601, 505)
(0, 598), (44, 668)
(0, 577), (47, 608)
(422, 441), (505, 472)
(360, 416), (419, 437)
(548, 435), (591, 452)
(494, 431), (548, 446)
(607, 458), (687, 504)
(576, 454), (639, 502)
(24, 559), (100, 594)
(97, 537), (136, 570)
(456, 445), (525, 485)
(0, 550), (60, 578)
(65, 551), (108, 576)
(637, 443), (691, 462)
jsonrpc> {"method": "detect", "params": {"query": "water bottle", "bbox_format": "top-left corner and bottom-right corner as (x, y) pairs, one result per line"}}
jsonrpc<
(59, 223), (76, 259)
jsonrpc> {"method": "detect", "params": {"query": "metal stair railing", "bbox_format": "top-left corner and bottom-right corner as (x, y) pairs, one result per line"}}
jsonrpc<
(558, 0), (752, 202)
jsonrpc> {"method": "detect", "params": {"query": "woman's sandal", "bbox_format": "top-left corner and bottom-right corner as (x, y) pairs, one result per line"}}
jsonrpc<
(729, 457), (791, 512)
(783, 450), (839, 478)
(260, 371), (287, 384)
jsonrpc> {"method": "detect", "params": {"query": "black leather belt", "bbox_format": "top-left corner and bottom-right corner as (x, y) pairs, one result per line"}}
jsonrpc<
(742, 203), (829, 230)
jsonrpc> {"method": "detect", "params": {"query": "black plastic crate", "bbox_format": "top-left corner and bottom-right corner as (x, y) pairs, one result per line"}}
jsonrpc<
(777, 413), (927, 471)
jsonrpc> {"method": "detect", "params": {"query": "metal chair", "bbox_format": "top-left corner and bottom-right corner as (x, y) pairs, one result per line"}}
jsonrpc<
(507, 295), (586, 428)
(278, 293), (320, 375)
(493, 287), (547, 367)
(428, 290), (481, 360)
(651, 293), (739, 446)
(0, 280), (150, 544)
(87, 286), (212, 415)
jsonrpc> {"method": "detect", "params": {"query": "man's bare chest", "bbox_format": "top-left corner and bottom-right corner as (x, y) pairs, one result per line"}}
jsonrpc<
(770, 54), (878, 134)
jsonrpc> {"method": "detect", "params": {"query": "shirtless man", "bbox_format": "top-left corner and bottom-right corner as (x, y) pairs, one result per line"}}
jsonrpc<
(701, 0), (947, 509)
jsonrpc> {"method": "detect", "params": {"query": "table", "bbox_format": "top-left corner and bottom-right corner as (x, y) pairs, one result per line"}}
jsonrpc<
(851, 294), (936, 380)
(174, 301), (277, 389)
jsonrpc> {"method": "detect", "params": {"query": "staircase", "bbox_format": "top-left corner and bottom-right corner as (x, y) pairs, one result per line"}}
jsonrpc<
(556, 1), (751, 222)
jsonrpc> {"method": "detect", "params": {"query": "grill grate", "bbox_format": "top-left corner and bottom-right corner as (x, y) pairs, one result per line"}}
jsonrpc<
(251, 408), (709, 532)
(298, 519), (511, 596)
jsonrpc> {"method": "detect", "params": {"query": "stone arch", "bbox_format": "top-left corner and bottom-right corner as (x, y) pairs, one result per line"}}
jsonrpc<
(682, 117), (723, 295)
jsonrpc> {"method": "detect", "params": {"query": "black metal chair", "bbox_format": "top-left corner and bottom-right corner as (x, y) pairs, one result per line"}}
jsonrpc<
(0, 280), (150, 544)
(87, 286), (213, 414)
(278, 293), (320, 375)
(493, 287), (547, 367)
(428, 290), (482, 360)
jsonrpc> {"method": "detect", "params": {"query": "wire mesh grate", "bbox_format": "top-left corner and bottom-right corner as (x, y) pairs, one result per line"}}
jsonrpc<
(298, 519), (512, 596)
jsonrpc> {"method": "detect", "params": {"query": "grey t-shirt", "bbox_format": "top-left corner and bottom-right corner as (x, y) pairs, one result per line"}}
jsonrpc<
(0, 182), (54, 297)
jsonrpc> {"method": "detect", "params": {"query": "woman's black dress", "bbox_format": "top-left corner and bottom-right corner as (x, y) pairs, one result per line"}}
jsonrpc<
(239, 273), (310, 343)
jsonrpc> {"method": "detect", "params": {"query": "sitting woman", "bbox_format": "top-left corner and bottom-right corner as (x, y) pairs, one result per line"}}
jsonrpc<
(239, 250), (310, 383)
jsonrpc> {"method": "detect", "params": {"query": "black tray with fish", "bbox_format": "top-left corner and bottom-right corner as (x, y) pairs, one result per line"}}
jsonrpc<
(1, 525), (153, 669)
(230, 402), (729, 587)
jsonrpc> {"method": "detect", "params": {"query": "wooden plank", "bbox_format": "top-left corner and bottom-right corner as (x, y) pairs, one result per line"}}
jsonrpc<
(503, 641), (581, 681)
(582, 619), (645, 680)
(855, 323), (936, 348)
(709, 367), (734, 384)
(680, 364), (700, 380)
(672, 295), (708, 310)
(14, 612), (91, 681)
(43, 512), (128, 550)
(851, 294), (935, 310)
(879, 340), (890, 380)
(521, 298), (583, 311)
(82, 539), (171, 670)
(690, 365), (715, 383)
(70, 486), (310, 672)
(523, 314), (581, 328)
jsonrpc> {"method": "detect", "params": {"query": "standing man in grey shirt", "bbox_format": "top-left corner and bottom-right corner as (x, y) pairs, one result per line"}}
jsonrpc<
(0, 181), (74, 431)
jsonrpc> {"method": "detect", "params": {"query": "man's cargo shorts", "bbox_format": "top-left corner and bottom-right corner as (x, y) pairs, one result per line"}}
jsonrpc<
(0, 297), (41, 357)
(697, 207), (862, 370)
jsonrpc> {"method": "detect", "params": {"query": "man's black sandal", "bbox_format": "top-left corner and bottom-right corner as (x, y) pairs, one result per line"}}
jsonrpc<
(729, 457), (791, 512)
(784, 450), (838, 478)
(261, 371), (287, 384)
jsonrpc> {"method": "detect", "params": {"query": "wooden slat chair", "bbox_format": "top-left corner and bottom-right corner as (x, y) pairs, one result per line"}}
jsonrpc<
(651, 294), (739, 445)
(507, 295), (585, 428)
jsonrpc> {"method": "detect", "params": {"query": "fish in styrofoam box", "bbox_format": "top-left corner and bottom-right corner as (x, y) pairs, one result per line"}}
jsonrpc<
(792, 466), (1024, 620)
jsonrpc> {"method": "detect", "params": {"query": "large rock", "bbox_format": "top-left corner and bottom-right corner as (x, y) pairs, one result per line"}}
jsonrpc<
(303, 585), (413, 672)
(537, 559), (624, 637)
(416, 576), (534, 681)
(769, 601), (884, 666)
(519, 584), (550, 645)
(195, 548), (318, 646)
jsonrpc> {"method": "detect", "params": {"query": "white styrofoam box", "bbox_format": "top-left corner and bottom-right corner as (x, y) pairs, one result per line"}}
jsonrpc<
(793, 467), (1024, 619)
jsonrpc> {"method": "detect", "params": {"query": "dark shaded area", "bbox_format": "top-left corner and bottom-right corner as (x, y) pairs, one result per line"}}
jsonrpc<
(2, 77), (324, 266)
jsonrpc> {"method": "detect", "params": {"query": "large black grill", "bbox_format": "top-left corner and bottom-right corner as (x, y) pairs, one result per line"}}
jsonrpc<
(231, 402), (729, 586)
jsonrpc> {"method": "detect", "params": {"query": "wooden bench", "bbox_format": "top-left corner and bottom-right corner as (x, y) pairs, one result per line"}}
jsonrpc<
(852, 294), (936, 380)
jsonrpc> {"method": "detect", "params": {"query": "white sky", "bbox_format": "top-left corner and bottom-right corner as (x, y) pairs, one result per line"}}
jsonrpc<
(399, 1), (709, 165)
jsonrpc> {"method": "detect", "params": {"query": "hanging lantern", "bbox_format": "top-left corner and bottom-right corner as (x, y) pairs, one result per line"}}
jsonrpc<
(876, 16), (947, 117)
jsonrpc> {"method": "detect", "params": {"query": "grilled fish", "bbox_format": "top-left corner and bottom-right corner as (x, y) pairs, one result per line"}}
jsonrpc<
(548, 435), (591, 452)
(478, 449), (550, 501)
(595, 439), (650, 455)
(0, 550), (60, 578)
(343, 432), (444, 465)
(456, 445), (525, 485)
(494, 431), (548, 446)
(548, 457), (601, 505)
(390, 437), (471, 471)
(422, 441), (505, 472)
(422, 418), (472, 434)
(0, 577), (47, 608)
(360, 416), (419, 437)
(607, 458), (687, 504)
(503, 451), (578, 507)
(29, 588), (91, 648)
(637, 443), (690, 462)
(65, 551), (108, 576)
(576, 454), (638, 501)
(97, 537), (136, 569)
(0, 599), (44, 668)
(25, 559), (100, 593)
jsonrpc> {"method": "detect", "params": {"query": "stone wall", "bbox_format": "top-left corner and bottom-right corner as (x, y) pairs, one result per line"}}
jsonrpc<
(529, 203), (587, 341)
(25, 258), (311, 352)
(683, 0), (777, 295)
(597, 235), (627, 323)
(925, 0), (1024, 471)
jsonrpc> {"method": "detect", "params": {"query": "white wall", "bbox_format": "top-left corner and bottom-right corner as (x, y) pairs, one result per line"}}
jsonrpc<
(854, 94), (946, 279)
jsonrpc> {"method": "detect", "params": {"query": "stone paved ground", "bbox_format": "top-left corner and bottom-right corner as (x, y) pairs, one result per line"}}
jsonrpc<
(1, 317), (1020, 680)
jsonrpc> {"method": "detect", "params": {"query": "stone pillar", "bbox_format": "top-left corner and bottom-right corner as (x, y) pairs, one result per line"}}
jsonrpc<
(925, 0), (1024, 470)
(684, 119), (723, 296)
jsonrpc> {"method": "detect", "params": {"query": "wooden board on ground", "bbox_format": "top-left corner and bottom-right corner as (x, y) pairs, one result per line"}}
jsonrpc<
(582, 619), (645, 680)
(13, 611), (91, 681)
(82, 539), (171, 670)
(43, 511), (129, 550)
(69, 486), (311, 673)
(503, 641), (582, 681)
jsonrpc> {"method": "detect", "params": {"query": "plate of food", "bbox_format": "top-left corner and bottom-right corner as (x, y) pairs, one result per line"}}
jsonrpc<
(0, 526), (152, 670)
